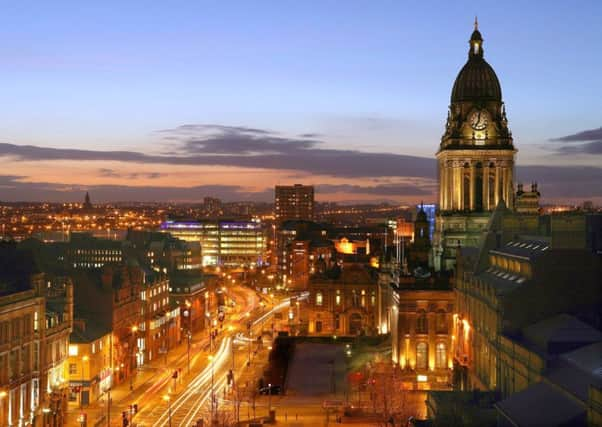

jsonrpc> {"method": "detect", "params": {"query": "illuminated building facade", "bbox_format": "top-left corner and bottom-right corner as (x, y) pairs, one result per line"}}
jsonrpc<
(71, 265), (142, 388)
(285, 239), (335, 291)
(169, 273), (212, 333)
(434, 22), (516, 271)
(275, 184), (315, 222)
(64, 233), (123, 269)
(276, 220), (329, 288)
(0, 248), (73, 427)
(160, 219), (266, 267)
(391, 279), (454, 390)
(139, 275), (180, 364)
(454, 237), (601, 392)
(305, 262), (379, 336)
(67, 321), (112, 406)
(125, 230), (202, 272)
(514, 183), (541, 215)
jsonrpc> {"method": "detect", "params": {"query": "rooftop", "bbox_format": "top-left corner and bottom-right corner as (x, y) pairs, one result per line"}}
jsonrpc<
(490, 239), (550, 260)
(495, 381), (585, 427)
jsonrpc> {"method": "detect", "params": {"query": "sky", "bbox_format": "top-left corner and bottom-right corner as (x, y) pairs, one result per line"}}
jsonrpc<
(1, 0), (601, 204)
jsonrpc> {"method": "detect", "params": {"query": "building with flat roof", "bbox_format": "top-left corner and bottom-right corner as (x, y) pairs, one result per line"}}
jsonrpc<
(275, 184), (314, 222)
(160, 219), (266, 268)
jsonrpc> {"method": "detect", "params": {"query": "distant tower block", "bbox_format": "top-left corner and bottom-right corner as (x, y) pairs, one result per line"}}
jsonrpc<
(275, 184), (315, 223)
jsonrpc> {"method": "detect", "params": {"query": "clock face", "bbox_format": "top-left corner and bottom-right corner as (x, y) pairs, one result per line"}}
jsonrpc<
(470, 110), (489, 131)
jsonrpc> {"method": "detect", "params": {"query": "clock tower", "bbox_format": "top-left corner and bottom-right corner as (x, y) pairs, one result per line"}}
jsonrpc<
(434, 20), (517, 270)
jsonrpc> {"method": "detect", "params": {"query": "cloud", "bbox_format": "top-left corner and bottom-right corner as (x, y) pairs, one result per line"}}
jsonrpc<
(554, 141), (602, 155)
(317, 183), (433, 196)
(98, 168), (165, 179)
(0, 123), (436, 179)
(547, 126), (602, 155)
(2, 124), (602, 201)
(0, 175), (272, 203)
(550, 127), (602, 142)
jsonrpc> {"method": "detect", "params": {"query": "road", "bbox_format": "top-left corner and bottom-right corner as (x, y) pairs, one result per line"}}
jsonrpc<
(131, 295), (295, 426)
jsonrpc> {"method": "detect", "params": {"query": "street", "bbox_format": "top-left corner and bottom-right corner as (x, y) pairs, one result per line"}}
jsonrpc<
(66, 283), (286, 427)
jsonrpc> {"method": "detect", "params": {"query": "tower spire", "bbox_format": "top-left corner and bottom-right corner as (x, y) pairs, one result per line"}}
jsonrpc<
(469, 18), (483, 58)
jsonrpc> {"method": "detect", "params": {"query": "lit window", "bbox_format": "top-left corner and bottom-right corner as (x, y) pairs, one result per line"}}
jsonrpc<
(68, 345), (79, 356)
(416, 342), (428, 369)
(436, 342), (447, 369)
(316, 292), (323, 306)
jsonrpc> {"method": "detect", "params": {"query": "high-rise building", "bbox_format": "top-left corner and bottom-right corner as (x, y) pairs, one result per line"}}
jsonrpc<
(275, 184), (315, 222)
(434, 21), (516, 271)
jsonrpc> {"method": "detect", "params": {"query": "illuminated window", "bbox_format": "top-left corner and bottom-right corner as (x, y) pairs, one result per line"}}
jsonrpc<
(436, 342), (447, 369)
(416, 342), (428, 369)
(316, 292), (323, 306)
(68, 345), (79, 356)
(34, 311), (39, 332)
(335, 291), (341, 306)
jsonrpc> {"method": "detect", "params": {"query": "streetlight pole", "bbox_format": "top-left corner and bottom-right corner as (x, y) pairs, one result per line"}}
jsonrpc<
(185, 301), (192, 374)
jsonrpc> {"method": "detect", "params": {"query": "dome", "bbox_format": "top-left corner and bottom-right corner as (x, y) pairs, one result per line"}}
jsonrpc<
(450, 23), (502, 103)
(451, 56), (502, 103)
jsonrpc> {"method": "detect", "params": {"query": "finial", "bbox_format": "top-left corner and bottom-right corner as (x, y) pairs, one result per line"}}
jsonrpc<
(474, 16), (478, 31)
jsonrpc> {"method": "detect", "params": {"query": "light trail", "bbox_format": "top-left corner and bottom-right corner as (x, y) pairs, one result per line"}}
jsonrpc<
(151, 336), (231, 427)
(147, 294), (303, 426)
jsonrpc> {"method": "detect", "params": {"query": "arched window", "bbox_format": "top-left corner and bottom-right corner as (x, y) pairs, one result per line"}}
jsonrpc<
(416, 342), (428, 369)
(436, 342), (447, 369)
(416, 310), (428, 334)
(436, 310), (447, 333)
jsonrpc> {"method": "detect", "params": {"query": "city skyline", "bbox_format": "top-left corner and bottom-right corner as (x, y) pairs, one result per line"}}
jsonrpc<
(1, 1), (601, 204)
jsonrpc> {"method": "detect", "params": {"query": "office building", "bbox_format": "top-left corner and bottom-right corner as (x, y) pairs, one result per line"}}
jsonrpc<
(160, 219), (266, 268)
(275, 184), (315, 222)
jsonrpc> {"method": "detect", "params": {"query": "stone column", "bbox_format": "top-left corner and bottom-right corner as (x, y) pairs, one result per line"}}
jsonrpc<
(439, 161), (447, 210)
(494, 165), (501, 207)
(483, 164), (490, 210)
(470, 163), (476, 211)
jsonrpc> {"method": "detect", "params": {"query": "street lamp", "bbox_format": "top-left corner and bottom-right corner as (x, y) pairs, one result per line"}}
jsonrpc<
(163, 394), (172, 427)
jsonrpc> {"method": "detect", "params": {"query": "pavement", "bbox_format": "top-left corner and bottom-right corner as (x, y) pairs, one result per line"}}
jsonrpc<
(65, 284), (262, 427)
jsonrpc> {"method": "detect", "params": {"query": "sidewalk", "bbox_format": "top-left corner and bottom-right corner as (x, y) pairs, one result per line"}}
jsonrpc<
(66, 331), (211, 426)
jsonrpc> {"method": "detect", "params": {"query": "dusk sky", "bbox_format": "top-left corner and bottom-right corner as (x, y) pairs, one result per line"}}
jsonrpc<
(1, 1), (601, 204)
